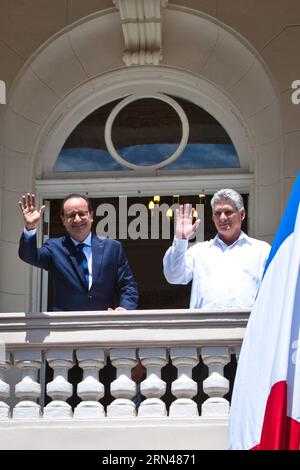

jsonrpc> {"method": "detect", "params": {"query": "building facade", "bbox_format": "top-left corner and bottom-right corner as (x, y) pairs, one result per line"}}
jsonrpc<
(0, 0), (299, 449)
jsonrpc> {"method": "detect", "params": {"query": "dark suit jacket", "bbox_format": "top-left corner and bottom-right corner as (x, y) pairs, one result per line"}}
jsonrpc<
(19, 232), (139, 311)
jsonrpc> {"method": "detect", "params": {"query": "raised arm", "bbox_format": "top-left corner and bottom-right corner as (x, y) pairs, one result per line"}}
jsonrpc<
(18, 193), (45, 230)
(18, 193), (52, 269)
(163, 204), (200, 285)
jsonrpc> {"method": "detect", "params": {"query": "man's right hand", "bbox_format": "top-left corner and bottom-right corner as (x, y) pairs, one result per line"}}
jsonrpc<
(18, 193), (45, 230)
(175, 204), (200, 240)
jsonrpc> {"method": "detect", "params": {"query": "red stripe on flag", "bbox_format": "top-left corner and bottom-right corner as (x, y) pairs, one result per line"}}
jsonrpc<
(287, 415), (300, 450)
(251, 381), (300, 450)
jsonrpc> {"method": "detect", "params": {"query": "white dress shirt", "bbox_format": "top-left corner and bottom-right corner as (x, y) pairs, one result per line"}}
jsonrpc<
(23, 228), (93, 289)
(163, 231), (271, 309)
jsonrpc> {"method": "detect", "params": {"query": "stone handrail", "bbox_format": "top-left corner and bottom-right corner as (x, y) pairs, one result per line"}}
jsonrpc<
(0, 309), (249, 421)
(0, 308), (249, 347)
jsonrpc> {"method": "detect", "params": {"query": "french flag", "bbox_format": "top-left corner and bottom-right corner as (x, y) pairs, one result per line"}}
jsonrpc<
(229, 174), (300, 450)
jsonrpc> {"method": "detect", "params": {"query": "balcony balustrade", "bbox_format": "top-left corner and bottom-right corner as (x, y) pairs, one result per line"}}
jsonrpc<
(0, 309), (249, 449)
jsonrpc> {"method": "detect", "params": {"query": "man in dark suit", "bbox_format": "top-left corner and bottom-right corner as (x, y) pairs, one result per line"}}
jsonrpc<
(18, 193), (138, 311)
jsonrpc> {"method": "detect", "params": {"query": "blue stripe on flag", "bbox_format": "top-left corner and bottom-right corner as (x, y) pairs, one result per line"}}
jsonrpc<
(264, 172), (300, 273)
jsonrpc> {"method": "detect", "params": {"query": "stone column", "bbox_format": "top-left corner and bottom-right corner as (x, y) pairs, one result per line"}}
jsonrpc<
(201, 346), (230, 416)
(74, 349), (106, 419)
(169, 347), (198, 417)
(235, 346), (241, 363)
(13, 350), (42, 419)
(107, 348), (137, 418)
(138, 347), (167, 417)
(43, 349), (74, 419)
(0, 351), (11, 419)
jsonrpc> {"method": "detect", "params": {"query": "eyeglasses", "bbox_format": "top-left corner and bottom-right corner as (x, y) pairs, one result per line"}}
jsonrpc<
(213, 210), (238, 220)
(64, 210), (90, 220)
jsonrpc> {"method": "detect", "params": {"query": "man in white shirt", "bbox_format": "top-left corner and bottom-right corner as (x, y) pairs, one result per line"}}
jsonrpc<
(163, 189), (271, 309)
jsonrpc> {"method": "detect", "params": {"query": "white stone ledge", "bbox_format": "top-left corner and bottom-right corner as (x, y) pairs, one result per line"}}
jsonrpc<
(0, 416), (229, 450)
(0, 309), (249, 349)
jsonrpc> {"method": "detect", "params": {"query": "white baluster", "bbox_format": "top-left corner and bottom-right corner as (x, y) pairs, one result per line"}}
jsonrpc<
(13, 350), (42, 419)
(0, 351), (11, 419)
(107, 348), (137, 418)
(74, 349), (106, 419)
(201, 346), (230, 416)
(235, 346), (241, 363)
(230, 345), (242, 410)
(43, 349), (74, 419)
(138, 347), (167, 417)
(169, 347), (198, 417)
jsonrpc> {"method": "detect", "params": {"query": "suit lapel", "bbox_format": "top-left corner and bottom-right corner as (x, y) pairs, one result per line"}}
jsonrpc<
(91, 234), (104, 289)
(64, 236), (87, 290)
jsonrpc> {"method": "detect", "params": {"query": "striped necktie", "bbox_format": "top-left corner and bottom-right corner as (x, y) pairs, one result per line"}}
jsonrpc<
(76, 243), (89, 289)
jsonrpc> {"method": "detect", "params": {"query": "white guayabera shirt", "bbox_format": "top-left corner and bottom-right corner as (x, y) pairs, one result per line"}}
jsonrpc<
(163, 231), (271, 309)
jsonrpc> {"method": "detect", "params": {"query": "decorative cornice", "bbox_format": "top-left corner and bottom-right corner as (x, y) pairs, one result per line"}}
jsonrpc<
(113, 0), (168, 66)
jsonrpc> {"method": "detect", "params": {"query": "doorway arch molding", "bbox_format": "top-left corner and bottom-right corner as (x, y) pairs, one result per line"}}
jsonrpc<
(34, 66), (254, 178)
(1, 5), (281, 185)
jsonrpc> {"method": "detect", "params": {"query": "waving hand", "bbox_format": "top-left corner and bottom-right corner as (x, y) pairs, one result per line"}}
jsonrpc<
(18, 193), (45, 230)
(175, 204), (200, 240)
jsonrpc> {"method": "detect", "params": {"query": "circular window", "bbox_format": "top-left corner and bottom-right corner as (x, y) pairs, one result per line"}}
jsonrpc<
(55, 93), (240, 173)
(104, 93), (189, 170)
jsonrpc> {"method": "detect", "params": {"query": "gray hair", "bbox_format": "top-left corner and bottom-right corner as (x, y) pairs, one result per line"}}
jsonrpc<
(211, 189), (245, 213)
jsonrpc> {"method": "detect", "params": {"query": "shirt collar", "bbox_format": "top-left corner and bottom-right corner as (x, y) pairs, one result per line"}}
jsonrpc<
(71, 232), (92, 247)
(210, 231), (251, 249)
